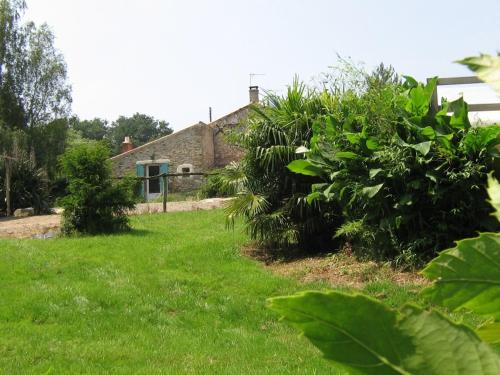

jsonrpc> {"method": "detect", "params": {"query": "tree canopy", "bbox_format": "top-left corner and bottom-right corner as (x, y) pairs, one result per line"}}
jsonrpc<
(108, 112), (173, 154)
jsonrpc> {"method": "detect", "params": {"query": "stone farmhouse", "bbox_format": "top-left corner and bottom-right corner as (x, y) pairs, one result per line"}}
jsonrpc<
(110, 87), (259, 200)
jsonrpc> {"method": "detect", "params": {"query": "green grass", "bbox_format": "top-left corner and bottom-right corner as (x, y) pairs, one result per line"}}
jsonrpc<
(0, 210), (425, 374)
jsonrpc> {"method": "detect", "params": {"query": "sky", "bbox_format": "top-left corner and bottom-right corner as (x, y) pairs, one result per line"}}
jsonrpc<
(25, 0), (500, 131)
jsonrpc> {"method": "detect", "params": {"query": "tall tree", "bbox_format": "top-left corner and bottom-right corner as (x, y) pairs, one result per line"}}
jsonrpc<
(12, 21), (71, 130)
(0, 1), (71, 215)
(69, 116), (108, 141)
(0, 0), (26, 215)
(109, 113), (173, 154)
(0, 0), (25, 84)
(0, 0), (26, 129)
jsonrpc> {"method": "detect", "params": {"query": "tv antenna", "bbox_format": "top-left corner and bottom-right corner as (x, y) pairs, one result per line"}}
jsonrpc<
(249, 73), (266, 86)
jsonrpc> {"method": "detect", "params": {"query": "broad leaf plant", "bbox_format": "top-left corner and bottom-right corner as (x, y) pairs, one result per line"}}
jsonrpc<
(268, 54), (500, 374)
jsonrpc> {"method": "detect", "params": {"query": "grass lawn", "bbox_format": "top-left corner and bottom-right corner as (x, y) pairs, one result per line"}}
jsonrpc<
(1, 209), (426, 374)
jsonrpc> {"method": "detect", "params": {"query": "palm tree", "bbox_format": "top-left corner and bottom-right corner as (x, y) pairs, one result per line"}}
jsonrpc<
(224, 79), (341, 253)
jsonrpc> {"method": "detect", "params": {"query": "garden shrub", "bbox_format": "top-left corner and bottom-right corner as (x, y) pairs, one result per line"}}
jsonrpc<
(0, 155), (51, 215)
(228, 58), (499, 263)
(224, 80), (342, 252)
(198, 168), (236, 199)
(268, 53), (500, 373)
(59, 142), (135, 234)
(268, 177), (500, 375)
(268, 175), (500, 375)
(289, 76), (500, 262)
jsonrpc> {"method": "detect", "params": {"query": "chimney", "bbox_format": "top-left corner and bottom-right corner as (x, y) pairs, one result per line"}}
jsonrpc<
(249, 86), (259, 104)
(121, 136), (134, 153)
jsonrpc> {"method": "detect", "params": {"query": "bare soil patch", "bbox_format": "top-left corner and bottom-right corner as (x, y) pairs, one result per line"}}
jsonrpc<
(243, 245), (428, 288)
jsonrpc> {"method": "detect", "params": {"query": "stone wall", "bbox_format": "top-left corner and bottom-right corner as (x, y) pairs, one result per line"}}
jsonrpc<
(110, 122), (213, 192)
(110, 105), (250, 193)
(210, 105), (248, 168)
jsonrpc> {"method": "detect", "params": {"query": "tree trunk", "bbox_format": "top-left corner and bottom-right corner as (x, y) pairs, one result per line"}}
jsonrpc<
(5, 156), (12, 216)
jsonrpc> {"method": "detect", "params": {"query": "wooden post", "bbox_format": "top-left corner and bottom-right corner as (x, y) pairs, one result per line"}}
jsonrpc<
(5, 156), (11, 216)
(162, 175), (167, 213)
(165, 177), (169, 213)
(428, 78), (439, 115)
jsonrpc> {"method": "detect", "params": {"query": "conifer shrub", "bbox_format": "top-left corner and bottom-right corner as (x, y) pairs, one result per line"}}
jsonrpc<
(60, 142), (135, 234)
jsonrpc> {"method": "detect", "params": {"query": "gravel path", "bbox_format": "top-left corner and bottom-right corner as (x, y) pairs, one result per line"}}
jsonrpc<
(0, 198), (232, 239)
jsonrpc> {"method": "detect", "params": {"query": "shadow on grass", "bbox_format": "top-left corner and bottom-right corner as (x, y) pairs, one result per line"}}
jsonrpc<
(242, 241), (336, 265)
(61, 228), (153, 239)
(126, 228), (152, 237)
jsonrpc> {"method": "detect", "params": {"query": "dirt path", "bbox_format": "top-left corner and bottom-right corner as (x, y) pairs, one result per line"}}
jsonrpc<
(0, 198), (232, 239)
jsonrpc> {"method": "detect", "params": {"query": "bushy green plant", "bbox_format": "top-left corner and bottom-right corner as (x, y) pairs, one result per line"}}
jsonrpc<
(224, 80), (342, 252)
(0, 155), (50, 215)
(289, 76), (499, 261)
(59, 142), (135, 234)
(268, 175), (500, 374)
(268, 53), (500, 374)
(198, 168), (236, 199)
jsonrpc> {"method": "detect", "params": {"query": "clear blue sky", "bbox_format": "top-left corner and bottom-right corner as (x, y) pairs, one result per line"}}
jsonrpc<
(26, 0), (500, 131)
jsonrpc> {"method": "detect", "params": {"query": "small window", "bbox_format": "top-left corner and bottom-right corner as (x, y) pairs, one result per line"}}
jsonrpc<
(182, 167), (190, 173)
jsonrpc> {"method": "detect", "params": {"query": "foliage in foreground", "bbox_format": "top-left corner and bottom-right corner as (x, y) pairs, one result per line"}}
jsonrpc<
(269, 176), (500, 374)
(268, 57), (500, 373)
(59, 142), (135, 234)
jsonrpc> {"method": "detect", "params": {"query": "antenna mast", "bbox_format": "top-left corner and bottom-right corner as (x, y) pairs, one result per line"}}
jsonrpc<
(249, 73), (265, 86)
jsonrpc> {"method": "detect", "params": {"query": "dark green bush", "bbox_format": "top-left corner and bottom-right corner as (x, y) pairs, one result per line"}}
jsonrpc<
(289, 77), (500, 263)
(224, 81), (342, 252)
(0, 156), (51, 215)
(227, 60), (499, 264)
(60, 142), (135, 234)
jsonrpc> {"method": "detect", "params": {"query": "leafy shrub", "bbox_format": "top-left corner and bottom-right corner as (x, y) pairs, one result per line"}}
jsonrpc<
(224, 80), (342, 252)
(198, 168), (236, 199)
(0, 155), (51, 215)
(267, 54), (500, 373)
(59, 142), (135, 234)
(289, 77), (499, 262)
(268, 175), (500, 374)
(228, 58), (499, 262)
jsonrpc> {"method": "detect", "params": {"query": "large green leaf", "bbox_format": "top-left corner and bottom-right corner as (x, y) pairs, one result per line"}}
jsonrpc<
(422, 233), (500, 321)
(399, 305), (500, 373)
(458, 54), (500, 93)
(268, 291), (500, 374)
(269, 292), (412, 374)
(395, 135), (432, 156)
(362, 183), (384, 198)
(405, 78), (437, 116)
(421, 175), (500, 345)
(287, 159), (323, 177)
(409, 141), (432, 156)
(336, 151), (360, 160)
(449, 97), (471, 130)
